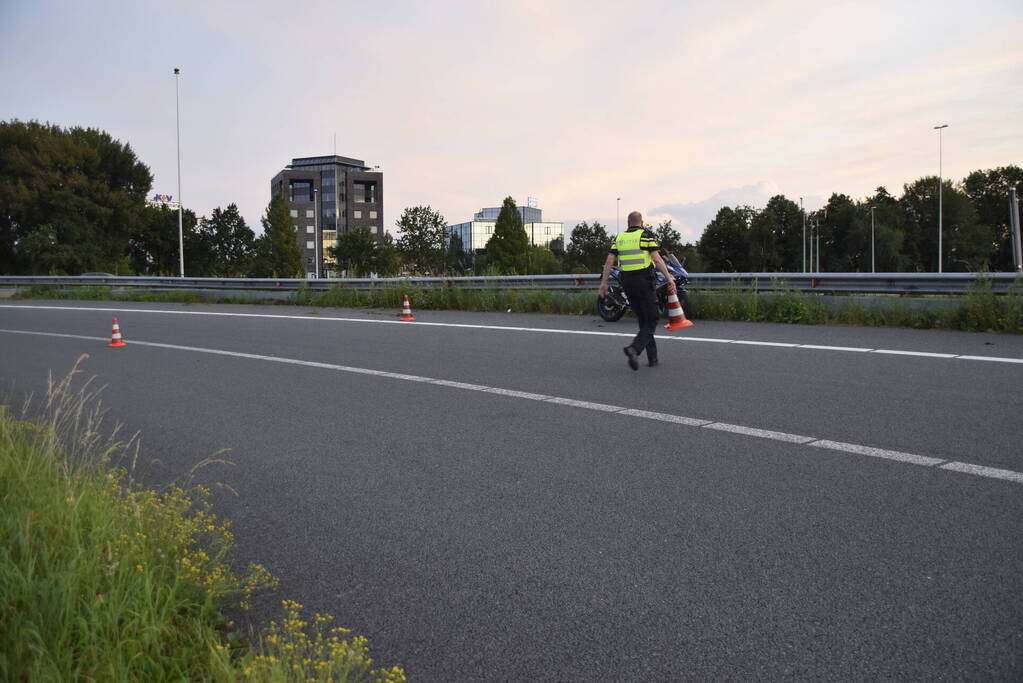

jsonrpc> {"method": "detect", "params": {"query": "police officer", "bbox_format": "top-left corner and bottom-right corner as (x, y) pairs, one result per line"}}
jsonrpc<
(598, 211), (676, 370)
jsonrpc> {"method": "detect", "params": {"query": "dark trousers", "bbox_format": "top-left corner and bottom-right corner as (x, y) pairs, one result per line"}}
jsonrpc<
(621, 268), (658, 360)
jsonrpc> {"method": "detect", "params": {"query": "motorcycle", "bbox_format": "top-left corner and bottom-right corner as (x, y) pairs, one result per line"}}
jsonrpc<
(596, 251), (691, 323)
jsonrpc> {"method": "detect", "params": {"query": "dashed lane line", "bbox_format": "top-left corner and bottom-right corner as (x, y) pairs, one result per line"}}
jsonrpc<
(1, 326), (1021, 488)
(4, 304), (1023, 364)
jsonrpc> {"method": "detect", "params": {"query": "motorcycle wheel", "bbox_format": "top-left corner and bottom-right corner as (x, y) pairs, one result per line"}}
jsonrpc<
(597, 283), (628, 322)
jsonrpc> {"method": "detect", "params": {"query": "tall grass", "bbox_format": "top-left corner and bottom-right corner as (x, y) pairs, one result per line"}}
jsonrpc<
(0, 357), (406, 681)
(14, 277), (1023, 333)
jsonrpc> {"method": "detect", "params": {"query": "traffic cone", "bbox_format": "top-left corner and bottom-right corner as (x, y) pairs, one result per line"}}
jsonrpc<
(663, 292), (694, 330)
(107, 317), (127, 347)
(399, 295), (416, 321)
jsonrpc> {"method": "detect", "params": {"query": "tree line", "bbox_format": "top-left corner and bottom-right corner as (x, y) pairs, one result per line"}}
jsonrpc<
(2, 120), (1019, 277)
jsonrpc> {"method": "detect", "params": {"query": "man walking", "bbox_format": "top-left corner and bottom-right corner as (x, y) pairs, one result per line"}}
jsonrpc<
(599, 211), (676, 370)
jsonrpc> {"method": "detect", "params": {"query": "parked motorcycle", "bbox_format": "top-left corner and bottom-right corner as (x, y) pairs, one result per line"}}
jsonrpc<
(596, 252), (691, 322)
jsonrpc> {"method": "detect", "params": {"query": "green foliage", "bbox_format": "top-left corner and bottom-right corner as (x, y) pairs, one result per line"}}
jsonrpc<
(331, 227), (379, 277)
(653, 219), (682, 254)
(0, 360), (405, 681)
(375, 232), (400, 277)
(527, 245), (563, 274)
(963, 166), (1023, 271)
(198, 203), (256, 277)
(485, 197), (529, 274)
(0, 119), (153, 274)
(395, 205), (447, 274)
(563, 221), (611, 273)
(252, 195), (303, 278)
(698, 206), (755, 271)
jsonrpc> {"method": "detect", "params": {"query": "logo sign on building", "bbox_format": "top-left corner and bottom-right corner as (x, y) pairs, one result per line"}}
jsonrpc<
(527, 196), (539, 208)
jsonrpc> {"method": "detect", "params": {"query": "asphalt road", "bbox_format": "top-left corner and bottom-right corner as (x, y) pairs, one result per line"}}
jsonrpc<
(1, 300), (1022, 682)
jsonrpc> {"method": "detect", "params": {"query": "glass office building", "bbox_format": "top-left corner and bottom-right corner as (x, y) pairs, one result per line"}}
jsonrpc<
(270, 155), (383, 278)
(448, 203), (564, 252)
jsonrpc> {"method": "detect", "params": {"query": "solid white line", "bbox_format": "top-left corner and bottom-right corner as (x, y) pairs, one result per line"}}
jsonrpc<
(703, 422), (817, 443)
(939, 462), (1023, 484)
(872, 349), (959, 359)
(1, 326), (1020, 487)
(808, 440), (946, 467)
(731, 340), (800, 348)
(618, 408), (712, 427)
(797, 344), (872, 352)
(3, 304), (1023, 365)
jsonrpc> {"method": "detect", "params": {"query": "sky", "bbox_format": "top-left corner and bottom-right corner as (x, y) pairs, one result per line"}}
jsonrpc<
(2, 0), (1021, 243)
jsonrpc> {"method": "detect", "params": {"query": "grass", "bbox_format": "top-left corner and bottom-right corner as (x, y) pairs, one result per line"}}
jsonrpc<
(0, 357), (406, 682)
(13, 277), (1023, 333)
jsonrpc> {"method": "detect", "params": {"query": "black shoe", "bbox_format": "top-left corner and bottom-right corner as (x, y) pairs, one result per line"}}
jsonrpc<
(648, 359), (659, 367)
(623, 346), (639, 371)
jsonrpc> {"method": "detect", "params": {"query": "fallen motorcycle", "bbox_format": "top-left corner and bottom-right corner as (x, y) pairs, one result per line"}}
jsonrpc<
(596, 252), (691, 322)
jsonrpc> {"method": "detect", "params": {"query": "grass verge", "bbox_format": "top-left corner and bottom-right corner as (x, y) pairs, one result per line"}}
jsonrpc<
(0, 357), (406, 681)
(13, 277), (1023, 333)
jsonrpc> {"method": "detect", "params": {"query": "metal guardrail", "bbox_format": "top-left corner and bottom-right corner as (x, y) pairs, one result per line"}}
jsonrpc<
(1, 273), (1021, 296)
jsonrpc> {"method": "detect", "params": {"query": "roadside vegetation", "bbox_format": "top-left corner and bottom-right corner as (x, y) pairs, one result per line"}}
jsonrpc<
(0, 358), (406, 682)
(12, 278), (1023, 333)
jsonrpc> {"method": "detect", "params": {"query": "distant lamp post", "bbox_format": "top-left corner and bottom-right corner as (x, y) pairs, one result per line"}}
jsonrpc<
(313, 187), (319, 278)
(617, 197), (621, 232)
(870, 206), (877, 273)
(174, 67), (184, 277)
(800, 197), (806, 272)
(934, 123), (948, 273)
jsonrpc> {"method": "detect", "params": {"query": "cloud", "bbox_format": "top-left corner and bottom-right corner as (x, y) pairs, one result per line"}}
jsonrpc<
(648, 182), (782, 241)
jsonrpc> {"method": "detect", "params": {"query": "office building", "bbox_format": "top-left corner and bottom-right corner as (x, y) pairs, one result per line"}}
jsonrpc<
(447, 199), (564, 253)
(270, 155), (383, 278)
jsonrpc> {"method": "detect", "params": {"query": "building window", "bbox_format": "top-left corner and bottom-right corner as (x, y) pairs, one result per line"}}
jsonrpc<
(369, 210), (377, 219)
(306, 241), (315, 249)
(290, 209), (298, 218)
(290, 180), (312, 202)
(353, 181), (377, 203)
(306, 210), (314, 218)
(307, 226), (314, 234)
(353, 210), (362, 219)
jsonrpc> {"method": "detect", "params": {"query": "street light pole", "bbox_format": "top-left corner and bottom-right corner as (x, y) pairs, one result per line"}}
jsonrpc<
(800, 197), (805, 272)
(313, 188), (319, 278)
(174, 68), (184, 278)
(934, 124), (948, 273)
(870, 206), (877, 273)
(616, 197), (621, 232)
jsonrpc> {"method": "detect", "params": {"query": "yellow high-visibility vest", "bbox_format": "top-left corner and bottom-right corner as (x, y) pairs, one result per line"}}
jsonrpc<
(614, 230), (653, 271)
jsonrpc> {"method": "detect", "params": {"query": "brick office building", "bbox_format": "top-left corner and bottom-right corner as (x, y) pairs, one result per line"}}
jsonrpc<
(270, 155), (383, 277)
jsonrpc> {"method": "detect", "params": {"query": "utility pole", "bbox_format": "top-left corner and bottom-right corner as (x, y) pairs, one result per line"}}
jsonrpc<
(870, 206), (877, 273)
(313, 188), (319, 278)
(616, 197), (621, 232)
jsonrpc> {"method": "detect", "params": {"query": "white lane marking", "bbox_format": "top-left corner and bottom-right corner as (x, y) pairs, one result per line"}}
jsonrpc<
(797, 344), (872, 352)
(873, 349), (959, 359)
(544, 397), (625, 412)
(956, 355), (1023, 364)
(1, 326), (1021, 487)
(808, 440), (946, 467)
(940, 462), (1023, 484)
(3, 304), (1022, 365)
(732, 340), (800, 348)
(482, 387), (551, 401)
(618, 408), (712, 427)
(704, 422), (817, 443)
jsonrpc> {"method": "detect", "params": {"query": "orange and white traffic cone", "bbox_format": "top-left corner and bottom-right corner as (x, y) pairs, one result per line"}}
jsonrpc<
(399, 295), (416, 321)
(663, 292), (694, 330)
(107, 317), (127, 347)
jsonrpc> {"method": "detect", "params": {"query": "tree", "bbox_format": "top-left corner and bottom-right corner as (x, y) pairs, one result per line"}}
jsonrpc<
(0, 119), (152, 274)
(761, 195), (803, 271)
(375, 232), (400, 277)
(563, 221), (611, 273)
(395, 205), (447, 274)
(862, 187), (907, 272)
(330, 227), (378, 277)
(526, 246), (562, 274)
(197, 203), (255, 277)
(252, 194), (303, 277)
(963, 166), (1023, 271)
(747, 210), (781, 271)
(654, 219), (682, 254)
(900, 177), (988, 272)
(698, 206), (754, 271)
(485, 196), (529, 274)
(446, 231), (468, 274)
(129, 204), (203, 275)
(820, 193), (859, 272)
